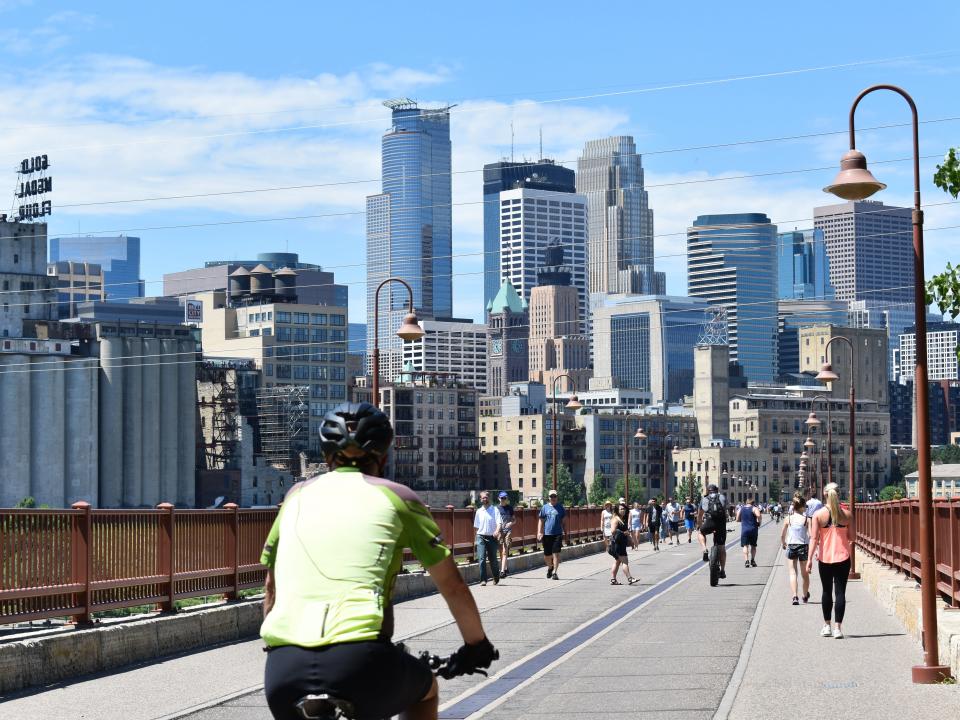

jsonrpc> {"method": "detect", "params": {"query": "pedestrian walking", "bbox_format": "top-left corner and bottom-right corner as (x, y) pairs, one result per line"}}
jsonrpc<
(497, 492), (515, 578)
(807, 482), (852, 639)
(473, 492), (501, 586)
(682, 497), (698, 543)
(664, 497), (681, 545)
(608, 507), (638, 585)
(629, 501), (643, 548)
(645, 499), (661, 551)
(738, 497), (761, 568)
(781, 496), (810, 605)
(601, 501), (614, 551)
(538, 490), (566, 580)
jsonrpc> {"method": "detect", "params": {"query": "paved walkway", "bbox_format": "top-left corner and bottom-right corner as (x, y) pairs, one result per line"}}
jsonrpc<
(3, 522), (958, 720)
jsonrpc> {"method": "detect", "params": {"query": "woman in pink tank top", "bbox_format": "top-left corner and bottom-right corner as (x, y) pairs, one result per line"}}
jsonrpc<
(806, 483), (851, 639)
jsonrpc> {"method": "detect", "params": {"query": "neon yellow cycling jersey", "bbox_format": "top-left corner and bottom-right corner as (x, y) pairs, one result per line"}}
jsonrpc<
(259, 467), (450, 648)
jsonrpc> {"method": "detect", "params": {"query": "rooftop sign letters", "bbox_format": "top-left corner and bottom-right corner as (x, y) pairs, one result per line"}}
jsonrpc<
(16, 154), (53, 221)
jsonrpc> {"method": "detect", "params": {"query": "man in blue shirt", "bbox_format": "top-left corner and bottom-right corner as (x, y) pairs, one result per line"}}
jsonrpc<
(537, 490), (566, 580)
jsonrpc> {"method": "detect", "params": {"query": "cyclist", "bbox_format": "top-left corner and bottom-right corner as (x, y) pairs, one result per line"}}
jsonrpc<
(260, 402), (497, 720)
(697, 484), (728, 581)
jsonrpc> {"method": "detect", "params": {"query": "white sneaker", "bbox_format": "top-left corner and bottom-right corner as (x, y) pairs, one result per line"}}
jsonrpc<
(832, 627), (844, 640)
(820, 624), (832, 637)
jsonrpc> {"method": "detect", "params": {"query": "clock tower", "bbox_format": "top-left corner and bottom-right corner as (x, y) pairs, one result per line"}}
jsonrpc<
(485, 279), (529, 397)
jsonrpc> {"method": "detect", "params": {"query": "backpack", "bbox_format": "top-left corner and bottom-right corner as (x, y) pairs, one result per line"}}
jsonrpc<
(705, 494), (725, 526)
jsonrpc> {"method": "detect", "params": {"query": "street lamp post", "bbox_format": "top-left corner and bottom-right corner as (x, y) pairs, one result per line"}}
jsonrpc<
(635, 427), (672, 500)
(551, 375), (582, 494)
(805, 393), (833, 491)
(804, 436), (817, 496)
(619, 420), (644, 505)
(816, 336), (860, 579)
(824, 84), (950, 683)
(371, 277), (425, 408)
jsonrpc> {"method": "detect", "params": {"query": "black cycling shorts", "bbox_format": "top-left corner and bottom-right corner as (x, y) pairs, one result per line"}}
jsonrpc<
(264, 641), (433, 720)
(542, 534), (563, 556)
(701, 520), (727, 546)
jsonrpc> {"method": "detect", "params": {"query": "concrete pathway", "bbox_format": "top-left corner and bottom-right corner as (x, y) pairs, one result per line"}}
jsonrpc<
(4, 522), (957, 720)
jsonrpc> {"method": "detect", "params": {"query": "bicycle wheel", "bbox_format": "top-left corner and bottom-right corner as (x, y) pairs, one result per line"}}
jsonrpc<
(709, 545), (720, 587)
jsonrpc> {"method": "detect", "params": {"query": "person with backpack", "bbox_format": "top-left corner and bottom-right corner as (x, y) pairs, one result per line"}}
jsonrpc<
(738, 497), (762, 568)
(697, 484), (728, 580)
(608, 507), (638, 585)
(780, 495), (811, 605)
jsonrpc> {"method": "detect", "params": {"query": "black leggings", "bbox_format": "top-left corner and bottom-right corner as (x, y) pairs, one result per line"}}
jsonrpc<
(818, 559), (851, 623)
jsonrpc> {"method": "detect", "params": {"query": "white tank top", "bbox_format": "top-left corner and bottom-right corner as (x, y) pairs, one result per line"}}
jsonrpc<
(785, 513), (809, 545)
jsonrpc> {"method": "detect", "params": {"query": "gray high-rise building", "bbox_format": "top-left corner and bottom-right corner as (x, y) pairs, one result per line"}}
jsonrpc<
(576, 136), (663, 296)
(366, 99), (452, 380)
(687, 213), (779, 383)
(482, 159), (575, 310)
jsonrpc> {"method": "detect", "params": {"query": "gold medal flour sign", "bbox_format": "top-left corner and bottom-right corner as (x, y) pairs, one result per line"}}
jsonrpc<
(16, 154), (53, 220)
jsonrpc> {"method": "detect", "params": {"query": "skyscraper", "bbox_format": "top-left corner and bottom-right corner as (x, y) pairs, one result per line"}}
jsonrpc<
(814, 200), (914, 379)
(366, 99), (452, 380)
(497, 187), (588, 331)
(482, 159), (575, 309)
(576, 136), (662, 295)
(49, 235), (143, 301)
(777, 228), (832, 300)
(687, 213), (779, 383)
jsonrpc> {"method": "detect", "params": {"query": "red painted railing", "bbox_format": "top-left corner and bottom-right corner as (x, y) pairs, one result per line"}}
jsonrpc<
(857, 498), (960, 608)
(0, 503), (602, 625)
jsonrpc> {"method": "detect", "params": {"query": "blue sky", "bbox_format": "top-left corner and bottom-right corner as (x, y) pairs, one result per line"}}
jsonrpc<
(2, 1), (958, 327)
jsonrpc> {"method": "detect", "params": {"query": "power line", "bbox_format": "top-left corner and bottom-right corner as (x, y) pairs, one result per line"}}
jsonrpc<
(10, 204), (958, 304)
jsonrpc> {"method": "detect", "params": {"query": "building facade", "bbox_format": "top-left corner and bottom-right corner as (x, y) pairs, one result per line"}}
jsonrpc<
(687, 213), (779, 383)
(49, 234), (143, 301)
(777, 228), (832, 300)
(797, 325), (889, 407)
(898, 322), (959, 382)
(47, 261), (106, 319)
(777, 299), (849, 377)
(591, 294), (709, 403)
(401, 318), (488, 394)
(482, 159), (575, 308)
(195, 288), (349, 455)
(576, 136), (662, 295)
(673, 446), (774, 504)
(1, 220), (56, 337)
(366, 100), (453, 381)
(498, 187), (588, 330)
(378, 373), (480, 493)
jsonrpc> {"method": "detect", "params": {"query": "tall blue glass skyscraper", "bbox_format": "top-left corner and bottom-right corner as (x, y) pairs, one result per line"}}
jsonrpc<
(481, 159), (575, 310)
(366, 100), (452, 378)
(777, 228), (832, 300)
(687, 214), (779, 383)
(49, 235), (143, 301)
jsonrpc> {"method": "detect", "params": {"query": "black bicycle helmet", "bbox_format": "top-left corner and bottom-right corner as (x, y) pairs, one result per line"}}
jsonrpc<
(319, 402), (394, 463)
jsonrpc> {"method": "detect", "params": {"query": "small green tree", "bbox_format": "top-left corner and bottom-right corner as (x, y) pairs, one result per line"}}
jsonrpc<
(933, 147), (960, 199)
(588, 471), (609, 506)
(675, 472), (703, 504)
(612, 475), (643, 504)
(543, 464), (586, 506)
(769, 477), (782, 504)
(15, 497), (37, 508)
(879, 484), (906, 501)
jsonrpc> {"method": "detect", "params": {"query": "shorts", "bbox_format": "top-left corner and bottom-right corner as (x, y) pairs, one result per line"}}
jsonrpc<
(542, 534), (563, 556)
(685, 518), (696, 531)
(630, 523), (641, 532)
(648, 521), (661, 534)
(741, 529), (759, 547)
(701, 521), (727, 546)
(786, 543), (809, 561)
(264, 641), (433, 720)
(669, 520), (680, 533)
(499, 531), (512, 549)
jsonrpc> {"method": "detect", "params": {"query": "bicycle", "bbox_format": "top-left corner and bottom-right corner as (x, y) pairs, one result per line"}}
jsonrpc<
(294, 644), (500, 719)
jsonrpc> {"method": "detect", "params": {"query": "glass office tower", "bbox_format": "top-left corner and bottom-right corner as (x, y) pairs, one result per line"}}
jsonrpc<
(687, 214), (779, 383)
(366, 100), (453, 379)
(49, 235), (144, 301)
(777, 228), (832, 301)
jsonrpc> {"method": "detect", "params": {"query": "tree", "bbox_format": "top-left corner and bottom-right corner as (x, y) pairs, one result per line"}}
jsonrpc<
(898, 452), (918, 479)
(588, 471), (609, 506)
(934, 147), (960, 199)
(543, 464), (586, 506)
(879, 484), (905, 501)
(769, 477), (782, 504)
(613, 475), (643, 504)
(675, 472), (703, 504)
(14, 497), (37, 509)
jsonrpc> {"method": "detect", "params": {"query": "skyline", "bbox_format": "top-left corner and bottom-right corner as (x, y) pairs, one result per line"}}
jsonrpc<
(0, 3), (957, 325)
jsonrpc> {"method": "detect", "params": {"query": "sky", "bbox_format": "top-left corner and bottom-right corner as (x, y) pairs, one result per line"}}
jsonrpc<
(2, 0), (959, 330)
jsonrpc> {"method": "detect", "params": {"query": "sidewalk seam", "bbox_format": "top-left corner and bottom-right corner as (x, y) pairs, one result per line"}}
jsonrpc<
(713, 542), (782, 720)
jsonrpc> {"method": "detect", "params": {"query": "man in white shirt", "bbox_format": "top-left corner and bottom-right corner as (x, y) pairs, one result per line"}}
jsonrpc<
(664, 497), (681, 545)
(473, 492), (502, 586)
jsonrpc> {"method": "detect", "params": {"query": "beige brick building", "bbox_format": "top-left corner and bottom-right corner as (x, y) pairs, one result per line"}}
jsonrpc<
(798, 325), (888, 407)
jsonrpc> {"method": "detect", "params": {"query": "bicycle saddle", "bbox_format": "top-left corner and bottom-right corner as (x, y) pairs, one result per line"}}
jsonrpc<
(296, 694), (356, 720)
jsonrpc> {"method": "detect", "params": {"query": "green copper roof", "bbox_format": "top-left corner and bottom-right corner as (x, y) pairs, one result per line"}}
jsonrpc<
(487, 279), (527, 314)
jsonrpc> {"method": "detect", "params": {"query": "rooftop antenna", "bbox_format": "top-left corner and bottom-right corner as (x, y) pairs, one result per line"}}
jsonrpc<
(510, 122), (514, 162)
(539, 126), (543, 161)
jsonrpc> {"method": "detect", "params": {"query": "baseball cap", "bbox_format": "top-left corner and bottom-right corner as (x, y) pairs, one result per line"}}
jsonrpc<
(498, 491), (509, 499)
(548, 490), (558, 497)
(618, 497), (626, 504)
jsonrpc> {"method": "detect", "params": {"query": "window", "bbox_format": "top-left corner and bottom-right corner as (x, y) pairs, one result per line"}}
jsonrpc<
(311, 313), (327, 325)
(276, 311), (291, 323)
(276, 365), (291, 379)
(293, 365), (310, 380)
(330, 314), (345, 326)
(293, 312), (309, 324)
(265, 363), (273, 377)
(248, 329), (260, 337)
